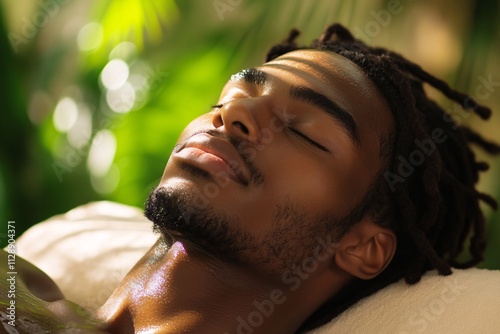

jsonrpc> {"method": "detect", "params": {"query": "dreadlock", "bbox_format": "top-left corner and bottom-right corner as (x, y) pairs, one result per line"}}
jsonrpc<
(265, 23), (500, 332)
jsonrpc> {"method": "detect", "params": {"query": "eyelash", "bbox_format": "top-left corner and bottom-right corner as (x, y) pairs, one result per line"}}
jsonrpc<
(289, 127), (329, 152)
(212, 103), (329, 152)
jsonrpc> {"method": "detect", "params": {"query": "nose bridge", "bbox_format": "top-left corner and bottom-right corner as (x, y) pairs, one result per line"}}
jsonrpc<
(215, 96), (275, 143)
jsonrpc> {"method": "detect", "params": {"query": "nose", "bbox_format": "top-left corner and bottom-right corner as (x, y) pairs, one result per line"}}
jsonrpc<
(211, 99), (266, 143)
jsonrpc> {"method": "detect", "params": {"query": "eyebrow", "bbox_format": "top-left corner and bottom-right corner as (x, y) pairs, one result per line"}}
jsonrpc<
(230, 67), (359, 144)
(290, 85), (359, 144)
(230, 68), (267, 86)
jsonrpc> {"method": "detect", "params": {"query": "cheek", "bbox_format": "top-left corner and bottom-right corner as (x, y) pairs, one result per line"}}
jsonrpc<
(249, 148), (362, 223)
(282, 143), (379, 219)
(332, 141), (383, 212)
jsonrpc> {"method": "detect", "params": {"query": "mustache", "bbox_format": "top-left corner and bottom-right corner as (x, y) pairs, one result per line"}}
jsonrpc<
(174, 129), (265, 186)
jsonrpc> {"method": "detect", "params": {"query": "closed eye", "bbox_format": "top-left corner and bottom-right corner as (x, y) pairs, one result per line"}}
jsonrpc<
(289, 128), (329, 152)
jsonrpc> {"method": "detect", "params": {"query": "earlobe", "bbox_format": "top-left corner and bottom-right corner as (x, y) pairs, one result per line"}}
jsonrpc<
(334, 219), (396, 280)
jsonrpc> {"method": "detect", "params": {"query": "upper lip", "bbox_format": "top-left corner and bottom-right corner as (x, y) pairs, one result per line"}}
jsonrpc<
(179, 132), (250, 185)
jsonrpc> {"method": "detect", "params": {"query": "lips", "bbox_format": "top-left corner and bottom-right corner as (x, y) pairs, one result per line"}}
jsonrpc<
(173, 133), (250, 185)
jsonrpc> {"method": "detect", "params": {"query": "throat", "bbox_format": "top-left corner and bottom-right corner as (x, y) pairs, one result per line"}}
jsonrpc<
(96, 239), (271, 333)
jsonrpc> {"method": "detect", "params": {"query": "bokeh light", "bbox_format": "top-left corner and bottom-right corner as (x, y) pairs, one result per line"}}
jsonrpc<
(77, 22), (104, 51)
(53, 97), (78, 133)
(87, 129), (117, 178)
(100, 59), (130, 91)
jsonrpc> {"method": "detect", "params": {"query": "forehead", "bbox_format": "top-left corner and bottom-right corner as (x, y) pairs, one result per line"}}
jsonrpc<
(264, 49), (374, 95)
(261, 49), (386, 113)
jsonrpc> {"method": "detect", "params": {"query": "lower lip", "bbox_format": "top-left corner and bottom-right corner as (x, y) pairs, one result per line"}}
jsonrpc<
(174, 147), (240, 183)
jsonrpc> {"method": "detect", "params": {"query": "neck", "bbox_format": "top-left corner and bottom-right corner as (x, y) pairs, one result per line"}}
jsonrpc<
(97, 237), (348, 334)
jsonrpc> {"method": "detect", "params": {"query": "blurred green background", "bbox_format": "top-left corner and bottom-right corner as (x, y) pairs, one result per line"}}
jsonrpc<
(0, 0), (499, 269)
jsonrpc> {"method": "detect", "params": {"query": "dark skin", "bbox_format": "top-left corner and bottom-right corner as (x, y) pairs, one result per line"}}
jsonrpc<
(1, 50), (396, 333)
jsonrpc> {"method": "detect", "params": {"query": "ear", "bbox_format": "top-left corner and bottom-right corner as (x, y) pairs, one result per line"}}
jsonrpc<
(334, 217), (396, 280)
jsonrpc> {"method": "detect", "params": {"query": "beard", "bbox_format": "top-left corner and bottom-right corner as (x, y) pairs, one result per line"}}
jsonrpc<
(143, 184), (363, 276)
(144, 186), (260, 264)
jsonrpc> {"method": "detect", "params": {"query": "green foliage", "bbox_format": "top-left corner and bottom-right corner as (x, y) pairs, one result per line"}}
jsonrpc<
(85, 0), (178, 65)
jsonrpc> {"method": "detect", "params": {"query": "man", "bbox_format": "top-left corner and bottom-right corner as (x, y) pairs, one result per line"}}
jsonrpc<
(2, 23), (499, 333)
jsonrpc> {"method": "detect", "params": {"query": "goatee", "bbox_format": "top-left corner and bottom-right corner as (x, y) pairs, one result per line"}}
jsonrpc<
(144, 186), (258, 263)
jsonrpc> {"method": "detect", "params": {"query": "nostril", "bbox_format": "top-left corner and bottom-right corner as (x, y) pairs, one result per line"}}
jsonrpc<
(211, 111), (224, 128)
(233, 121), (249, 134)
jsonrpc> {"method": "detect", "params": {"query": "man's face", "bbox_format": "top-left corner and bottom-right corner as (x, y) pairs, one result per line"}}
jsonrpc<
(146, 49), (392, 277)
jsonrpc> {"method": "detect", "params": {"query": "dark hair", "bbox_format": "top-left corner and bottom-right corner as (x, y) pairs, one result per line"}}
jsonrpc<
(265, 23), (500, 332)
